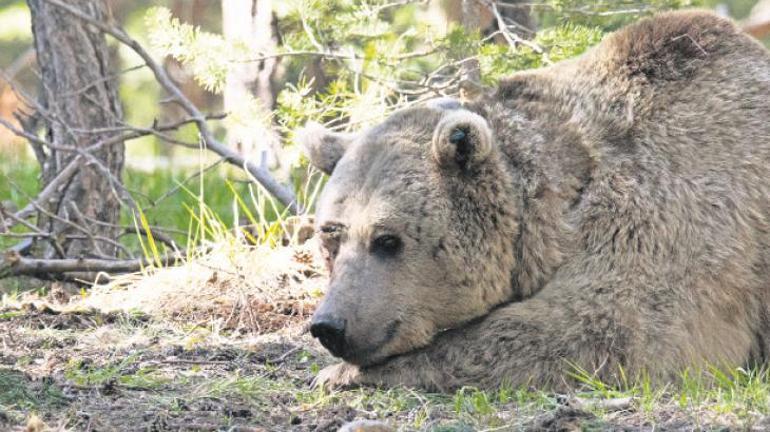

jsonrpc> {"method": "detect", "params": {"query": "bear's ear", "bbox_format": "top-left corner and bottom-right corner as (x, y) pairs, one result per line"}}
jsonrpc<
(296, 122), (355, 175)
(431, 111), (493, 171)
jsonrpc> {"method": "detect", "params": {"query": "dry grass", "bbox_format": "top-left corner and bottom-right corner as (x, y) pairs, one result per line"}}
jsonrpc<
(80, 238), (326, 335)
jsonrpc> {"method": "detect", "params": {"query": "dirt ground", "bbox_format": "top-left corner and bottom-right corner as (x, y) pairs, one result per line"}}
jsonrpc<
(0, 304), (350, 431)
(2, 243), (770, 431)
(3, 305), (770, 432)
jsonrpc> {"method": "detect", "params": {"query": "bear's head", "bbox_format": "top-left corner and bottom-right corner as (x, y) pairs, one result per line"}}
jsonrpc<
(300, 101), (520, 366)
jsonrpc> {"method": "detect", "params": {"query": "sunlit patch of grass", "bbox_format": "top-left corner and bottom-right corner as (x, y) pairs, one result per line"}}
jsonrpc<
(121, 165), (322, 279)
(118, 367), (175, 390)
(120, 165), (273, 250)
(203, 373), (294, 405)
(699, 366), (770, 420)
(453, 387), (497, 418)
(449, 385), (562, 429)
(0, 310), (22, 320)
(64, 353), (142, 387)
(0, 156), (39, 252)
(358, 387), (443, 416)
(295, 384), (559, 431)
(566, 361), (770, 428)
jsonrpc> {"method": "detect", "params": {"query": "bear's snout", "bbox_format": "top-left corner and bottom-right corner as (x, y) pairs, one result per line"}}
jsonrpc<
(310, 314), (348, 358)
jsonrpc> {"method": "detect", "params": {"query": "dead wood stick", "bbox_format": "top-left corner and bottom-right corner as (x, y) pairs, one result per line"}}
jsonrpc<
(43, 0), (301, 214)
(0, 250), (183, 279)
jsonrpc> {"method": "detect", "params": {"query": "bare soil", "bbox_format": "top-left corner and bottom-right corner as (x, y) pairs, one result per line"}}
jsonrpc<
(0, 304), (351, 431)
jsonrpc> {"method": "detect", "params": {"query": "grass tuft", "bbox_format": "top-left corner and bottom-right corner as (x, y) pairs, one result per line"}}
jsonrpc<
(0, 369), (67, 410)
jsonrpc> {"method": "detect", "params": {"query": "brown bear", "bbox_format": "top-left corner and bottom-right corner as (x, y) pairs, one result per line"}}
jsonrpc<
(299, 10), (770, 392)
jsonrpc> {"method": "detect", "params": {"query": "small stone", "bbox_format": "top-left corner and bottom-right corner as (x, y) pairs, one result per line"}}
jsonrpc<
(337, 419), (394, 432)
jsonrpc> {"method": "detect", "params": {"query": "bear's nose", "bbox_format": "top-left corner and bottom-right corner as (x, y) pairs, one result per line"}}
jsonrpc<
(310, 315), (347, 358)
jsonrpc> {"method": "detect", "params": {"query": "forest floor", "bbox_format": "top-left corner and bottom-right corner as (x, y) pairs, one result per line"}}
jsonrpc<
(2, 241), (770, 431)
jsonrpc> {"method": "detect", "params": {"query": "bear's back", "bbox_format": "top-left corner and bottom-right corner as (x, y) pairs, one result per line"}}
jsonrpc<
(491, 10), (770, 289)
(578, 10), (770, 177)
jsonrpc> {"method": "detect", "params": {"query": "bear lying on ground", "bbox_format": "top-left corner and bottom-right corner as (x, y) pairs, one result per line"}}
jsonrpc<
(299, 10), (770, 392)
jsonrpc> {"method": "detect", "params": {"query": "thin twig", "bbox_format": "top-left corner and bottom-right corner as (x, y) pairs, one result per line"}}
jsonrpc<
(266, 346), (302, 364)
(59, 64), (146, 98)
(482, 0), (547, 58)
(239, 47), (438, 64)
(0, 157), (81, 233)
(68, 201), (106, 257)
(144, 158), (226, 209)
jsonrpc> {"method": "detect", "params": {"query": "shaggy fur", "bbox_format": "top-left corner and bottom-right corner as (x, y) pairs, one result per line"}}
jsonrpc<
(301, 10), (770, 391)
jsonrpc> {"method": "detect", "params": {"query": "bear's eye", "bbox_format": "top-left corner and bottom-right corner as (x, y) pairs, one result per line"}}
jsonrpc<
(320, 224), (341, 235)
(371, 234), (403, 258)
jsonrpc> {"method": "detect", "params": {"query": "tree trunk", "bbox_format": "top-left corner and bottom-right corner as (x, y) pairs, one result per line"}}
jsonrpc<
(27, 0), (125, 259)
(222, 0), (280, 168)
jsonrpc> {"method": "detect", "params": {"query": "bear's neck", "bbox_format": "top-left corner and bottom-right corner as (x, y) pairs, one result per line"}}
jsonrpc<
(471, 98), (594, 300)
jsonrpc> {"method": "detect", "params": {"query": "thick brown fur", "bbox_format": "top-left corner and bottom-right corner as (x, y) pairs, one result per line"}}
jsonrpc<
(301, 10), (770, 391)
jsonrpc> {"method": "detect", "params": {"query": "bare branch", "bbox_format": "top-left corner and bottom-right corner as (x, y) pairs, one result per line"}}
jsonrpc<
(59, 64), (145, 98)
(482, 0), (547, 57)
(8, 239), (33, 255)
(239, 47), (438, 64)
(0, 116), (52, 149)
(68, 201), (107, 257)
(0, 154), (81, 233)
(0, 250), (183, 279)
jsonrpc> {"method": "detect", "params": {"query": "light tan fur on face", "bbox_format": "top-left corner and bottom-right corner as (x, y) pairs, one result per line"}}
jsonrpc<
(305, 10), (770, 391)
(308, 107), (519, 366)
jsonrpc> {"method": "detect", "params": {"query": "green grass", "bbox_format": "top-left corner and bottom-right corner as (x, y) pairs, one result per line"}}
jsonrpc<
(205, 373), (294, 403)
(118, 366), (174, 389)
(0, 309), (22, 319)
(0, 369), (67, 410)
(0, 154), (308, 260)
(0, 153), (39, 251)
(121, 166), (276, 247)
(64, 353), (142, 387)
